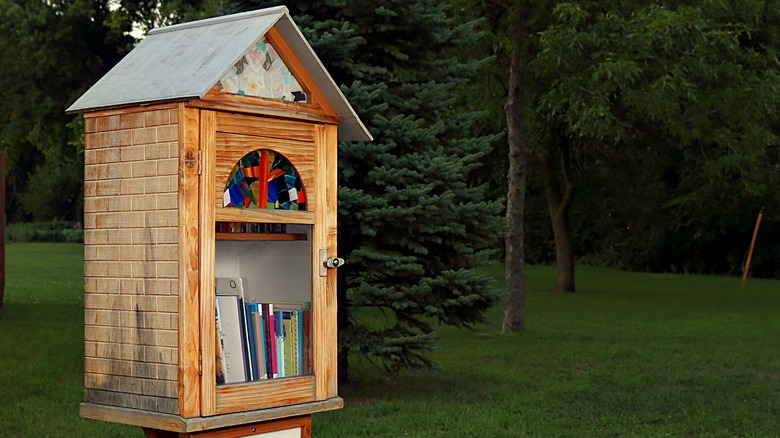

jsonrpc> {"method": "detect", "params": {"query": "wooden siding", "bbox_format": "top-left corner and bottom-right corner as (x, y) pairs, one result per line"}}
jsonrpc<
(83, 103), (181, 414)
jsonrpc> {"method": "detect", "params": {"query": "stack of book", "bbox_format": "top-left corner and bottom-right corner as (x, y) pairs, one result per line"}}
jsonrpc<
(215, 287), (311, 385)
(216, 222), (287, 234)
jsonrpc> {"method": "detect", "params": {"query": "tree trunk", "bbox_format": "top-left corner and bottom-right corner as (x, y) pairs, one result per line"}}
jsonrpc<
(540, 141), (576, 292)
(502, 7), (529, 333)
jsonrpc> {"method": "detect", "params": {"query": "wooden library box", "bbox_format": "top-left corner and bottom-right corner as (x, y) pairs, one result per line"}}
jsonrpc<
(67, 6), (371, 435)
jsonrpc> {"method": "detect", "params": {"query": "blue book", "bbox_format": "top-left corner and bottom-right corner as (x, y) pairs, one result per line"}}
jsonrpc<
(247, 303), (267, 380)
(244, 303), (261, 380)
(296, 310), (305, 375)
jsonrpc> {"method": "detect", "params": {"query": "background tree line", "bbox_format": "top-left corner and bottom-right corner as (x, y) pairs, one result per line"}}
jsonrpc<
(464, 0), (779, 285)
(0, 0), (777, 372)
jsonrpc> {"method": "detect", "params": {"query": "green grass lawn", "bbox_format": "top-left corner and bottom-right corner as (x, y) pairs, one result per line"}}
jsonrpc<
(1, 244), (778, 437)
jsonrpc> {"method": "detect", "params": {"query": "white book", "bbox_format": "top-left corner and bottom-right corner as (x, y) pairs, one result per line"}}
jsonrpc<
(216, 278), (254, 379)
(216, 277), (245, 298)
(215, 295), (248, 384)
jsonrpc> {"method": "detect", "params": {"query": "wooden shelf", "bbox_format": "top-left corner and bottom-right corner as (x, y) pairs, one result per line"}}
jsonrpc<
(215, 233), (308, 241)
(216, 208), (315, 225)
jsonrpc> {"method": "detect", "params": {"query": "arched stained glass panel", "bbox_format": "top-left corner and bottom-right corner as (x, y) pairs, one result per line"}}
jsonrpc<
(223, 149), (306, 211)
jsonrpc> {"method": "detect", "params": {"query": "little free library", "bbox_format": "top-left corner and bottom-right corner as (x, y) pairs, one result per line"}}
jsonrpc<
(67, 6), (371, 438)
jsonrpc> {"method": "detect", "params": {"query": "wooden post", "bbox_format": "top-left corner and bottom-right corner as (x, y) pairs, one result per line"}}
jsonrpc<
(142, 415), (311, 438)
(741, 208), (764, 289)
(0, 155), (5, 309)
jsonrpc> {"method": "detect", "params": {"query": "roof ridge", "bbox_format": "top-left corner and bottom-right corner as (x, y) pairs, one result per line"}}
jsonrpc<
(148, 6), (288, 35)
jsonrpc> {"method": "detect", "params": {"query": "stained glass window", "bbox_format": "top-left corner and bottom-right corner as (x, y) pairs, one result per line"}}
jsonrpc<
(218, 37), (307, 103)
(223, 150), (306, 211)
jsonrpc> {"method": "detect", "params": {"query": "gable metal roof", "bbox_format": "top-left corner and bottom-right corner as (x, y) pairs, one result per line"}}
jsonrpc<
(67, 6), (371, 142)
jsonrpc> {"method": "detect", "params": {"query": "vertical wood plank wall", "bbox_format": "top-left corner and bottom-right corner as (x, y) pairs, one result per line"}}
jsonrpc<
(83, 103), (181, 414)
(313, 124), (339, 400)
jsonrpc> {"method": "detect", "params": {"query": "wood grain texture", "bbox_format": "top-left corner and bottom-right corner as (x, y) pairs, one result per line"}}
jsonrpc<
(84, 103), (179, 120)
(178, 103), (201, 417)
(215, 112), (316, 142)
(214, 208), (314, 225)
(84, 325), (177, 347)
(83, 103), (182, 419)
(84, 389), (178, 415)
(323, 124), (339, 399)
(80, 399), (341, 433)
(264, 27), (336, 117)
(81, 402), (188, 431)
(85, 357), (178, 381)
(215, 377), (316, 415)
(85, 341), (177, 365)
(190, 97), (342, 126)
(143, 415), (311, 438)
(312, 124), (339, 400)
(199, 109), (218, 417)
(214, 131), (315, 212)
(203, 86), (328, 119)
(85, 373), (177, 398)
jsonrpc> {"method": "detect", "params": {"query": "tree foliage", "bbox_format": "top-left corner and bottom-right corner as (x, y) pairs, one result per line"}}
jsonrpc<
(0, 0), (136, 221)
(462, 0), (780, 281)
(224, 0), (506, 372)
(0, 0), (504, 374)
(531, 0), (780, 277)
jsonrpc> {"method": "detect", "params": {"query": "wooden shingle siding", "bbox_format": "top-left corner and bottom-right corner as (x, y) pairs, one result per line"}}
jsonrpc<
(83, 103), (181, 414)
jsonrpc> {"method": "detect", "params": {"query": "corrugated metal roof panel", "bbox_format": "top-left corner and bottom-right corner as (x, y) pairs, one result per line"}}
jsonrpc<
(67, 7), (371, 142)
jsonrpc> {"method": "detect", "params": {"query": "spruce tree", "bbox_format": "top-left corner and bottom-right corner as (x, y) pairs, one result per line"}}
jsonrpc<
(227, 0), (506, 374)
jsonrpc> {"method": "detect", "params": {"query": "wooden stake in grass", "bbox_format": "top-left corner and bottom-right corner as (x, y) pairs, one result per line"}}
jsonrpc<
(741, 208), (764, 289)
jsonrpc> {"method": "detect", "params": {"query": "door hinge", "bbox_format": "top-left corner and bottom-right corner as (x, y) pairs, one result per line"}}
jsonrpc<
(198, 150), (203, 175)
(198, 349), (203, 376)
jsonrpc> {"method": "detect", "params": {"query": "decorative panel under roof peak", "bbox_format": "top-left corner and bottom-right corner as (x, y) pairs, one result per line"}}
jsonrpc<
(218, 36), (307, 103)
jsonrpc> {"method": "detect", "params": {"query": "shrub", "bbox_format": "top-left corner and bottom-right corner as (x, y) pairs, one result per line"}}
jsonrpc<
(5, 221), (83, 243)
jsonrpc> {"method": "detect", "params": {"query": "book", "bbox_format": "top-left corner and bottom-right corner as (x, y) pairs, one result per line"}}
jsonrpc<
(274, 310), (285, 377)
(291, 311), (300, 375)
(283, 312), (294, 377)
(244, 303), (261, 380)
(303, 309), (311, 374)
(216, 277), (245, 298)
(214, 308), (227, 385)
(262, 303), (278, 378)
(215, 295), (248, 384)
(253, 309), (267, 379)
(216, 294), (311, 384)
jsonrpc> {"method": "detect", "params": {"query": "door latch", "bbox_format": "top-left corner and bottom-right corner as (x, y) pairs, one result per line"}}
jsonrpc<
(319, 249), (345, 277)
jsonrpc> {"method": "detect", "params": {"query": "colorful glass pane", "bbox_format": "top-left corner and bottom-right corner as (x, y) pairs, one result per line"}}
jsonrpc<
(223, 150), (306, 211)
(218, 37), (307, 103)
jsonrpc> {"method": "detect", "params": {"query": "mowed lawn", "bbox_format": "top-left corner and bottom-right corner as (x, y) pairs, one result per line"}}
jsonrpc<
(1, 243), (778, 437)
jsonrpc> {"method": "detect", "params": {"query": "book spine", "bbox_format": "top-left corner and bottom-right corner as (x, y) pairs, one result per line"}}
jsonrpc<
(217, 299), (310, 383)
(245, 303), (264, 381)
(291, 311), (300, 376)
(283, 312), (294, 377)
(214, 304), (226, 385)
(238, 297), (252, 380)
(274, 310), (285, 377)
(263, 304), (278, 378)
(295, 310), (304, 375)
(215, 295), (248, 384)
(256, 312), (267, 379)
(303, 309), (311, 375)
